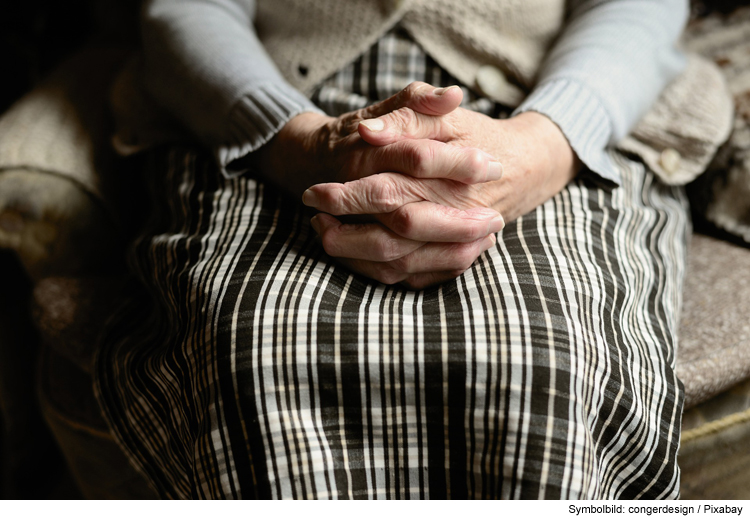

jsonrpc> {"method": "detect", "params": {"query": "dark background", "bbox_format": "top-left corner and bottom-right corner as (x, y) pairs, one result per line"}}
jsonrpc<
(0, 0), (138, 499)
(0, 0), (139, 115)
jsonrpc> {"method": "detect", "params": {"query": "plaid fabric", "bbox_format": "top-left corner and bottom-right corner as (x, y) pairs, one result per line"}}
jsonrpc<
(94, 27), (689, 499)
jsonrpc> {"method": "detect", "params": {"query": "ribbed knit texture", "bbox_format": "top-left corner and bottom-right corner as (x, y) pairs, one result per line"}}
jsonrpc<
(220, 82), (324, 177)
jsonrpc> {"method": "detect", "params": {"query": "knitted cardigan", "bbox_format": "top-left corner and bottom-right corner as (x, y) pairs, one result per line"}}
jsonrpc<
(112, 0), (733, 186)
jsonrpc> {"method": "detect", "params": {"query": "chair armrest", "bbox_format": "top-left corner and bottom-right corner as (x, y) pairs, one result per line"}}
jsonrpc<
(0, 49), (130, 280)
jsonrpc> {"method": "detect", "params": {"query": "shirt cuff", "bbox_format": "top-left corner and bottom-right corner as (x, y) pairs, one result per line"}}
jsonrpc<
(217, 81), (324, 178)
(512, 78), (621, 186)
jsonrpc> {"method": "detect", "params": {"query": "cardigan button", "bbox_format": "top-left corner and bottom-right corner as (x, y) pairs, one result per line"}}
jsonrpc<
(475, 65), (524, 105)
(476, 65), (508, 100)
(659, 148), (681, 175)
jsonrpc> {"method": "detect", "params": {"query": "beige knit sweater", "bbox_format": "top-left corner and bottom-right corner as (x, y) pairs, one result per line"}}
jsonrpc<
(258, 0), (564, 105)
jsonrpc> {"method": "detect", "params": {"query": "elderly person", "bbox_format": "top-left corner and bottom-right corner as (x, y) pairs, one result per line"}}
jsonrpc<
(95, 0), (728, 498)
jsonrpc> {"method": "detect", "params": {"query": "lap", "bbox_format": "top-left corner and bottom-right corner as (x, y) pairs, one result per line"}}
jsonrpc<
(95, 146), (689, 499)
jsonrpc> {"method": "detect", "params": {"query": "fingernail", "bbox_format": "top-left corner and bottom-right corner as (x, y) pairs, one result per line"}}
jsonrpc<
(433, 85), (459, 96)
(310, 215), (321, 234)
(302, 189), (319, 208)
(488, 161), (503, 181)
(481, 233), (496, 251)
(360, 118), (385, 132)
(489, 214), (505, 234)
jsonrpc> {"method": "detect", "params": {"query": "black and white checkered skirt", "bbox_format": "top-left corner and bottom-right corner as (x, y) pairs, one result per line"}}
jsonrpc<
(95, 27), (690, 499)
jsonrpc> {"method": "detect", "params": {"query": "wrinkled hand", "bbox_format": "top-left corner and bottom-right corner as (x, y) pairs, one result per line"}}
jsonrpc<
(309, 210), (500, 289)
(251, 82), (503, 196)
(307, 95), (580, 225)
(302, 82), (580, 288)
(248, 82), (505, 289)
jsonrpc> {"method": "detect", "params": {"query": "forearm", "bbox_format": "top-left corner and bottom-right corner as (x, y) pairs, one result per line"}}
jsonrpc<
(142, 0), (320, 175)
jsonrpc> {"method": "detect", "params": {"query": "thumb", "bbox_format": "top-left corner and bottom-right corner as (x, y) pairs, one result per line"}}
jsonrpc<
(357, 106), (454, 146)
(357, 82), (463, 120)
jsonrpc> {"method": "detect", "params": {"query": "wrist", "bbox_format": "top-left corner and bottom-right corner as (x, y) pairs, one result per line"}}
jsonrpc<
(278, 112), (334, 144)
(252, 112), (333, 187)
(512, 111), (580, 181)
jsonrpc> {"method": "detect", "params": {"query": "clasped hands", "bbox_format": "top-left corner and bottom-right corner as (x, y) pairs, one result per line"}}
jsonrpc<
(251, 82), (579, 289)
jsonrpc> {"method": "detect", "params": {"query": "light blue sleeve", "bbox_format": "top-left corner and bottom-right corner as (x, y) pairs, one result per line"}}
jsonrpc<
(513, 0), (690, 184)
(141, 0), (322, 177)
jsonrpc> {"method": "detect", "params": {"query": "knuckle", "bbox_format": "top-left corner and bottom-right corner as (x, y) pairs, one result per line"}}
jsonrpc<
(463, 149), (487, 182)
(351, 108), (371, 125)
(325, 132), (339, 156)
(374, 236), (404, 262)
(375, 267), (404, 285)
(311, 122), (335, 157)
(325, 187), (347, 215)
(320, 229), (342, 257)
(403, 81), (423, 100)
(346, 109), (373, 134)
(463, 218), (488, 240)
(404, 143), (431, 175)
(389, 207), (417, 238)
(388, 254), (412, 274)
(329, 115), (355, 139)
(369, 176), (402, 211)
(390, 107), (416, 131)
